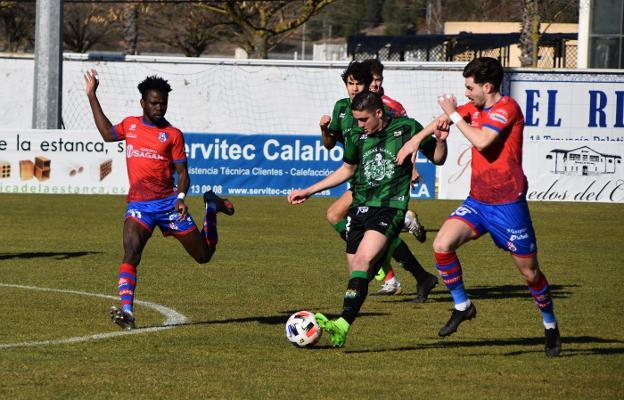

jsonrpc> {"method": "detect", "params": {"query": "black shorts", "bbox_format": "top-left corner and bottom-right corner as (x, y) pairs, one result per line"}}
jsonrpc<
(345, 206), (404, 254)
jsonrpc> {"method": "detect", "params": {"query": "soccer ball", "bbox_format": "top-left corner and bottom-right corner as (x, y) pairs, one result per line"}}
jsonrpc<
(285, 311), (322, 348)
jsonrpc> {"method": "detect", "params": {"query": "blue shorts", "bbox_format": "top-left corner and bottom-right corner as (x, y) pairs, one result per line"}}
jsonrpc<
(125, 194), (198, 237)
(449, 196), (537, 256)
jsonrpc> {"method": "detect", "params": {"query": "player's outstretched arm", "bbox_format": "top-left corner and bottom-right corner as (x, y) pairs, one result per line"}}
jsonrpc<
(287, 189), (311, 205)
(396, 114), (447, 165)
(84, 69), (116, 142)
(288, 163), (356, 205)
(438, 95), (498, 151)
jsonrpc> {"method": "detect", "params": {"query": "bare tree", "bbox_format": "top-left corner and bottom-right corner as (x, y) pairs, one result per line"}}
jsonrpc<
(122, 3), (140, 55)
(0, 1), (35, 52)
(519, 0), (540, 67)
(63, 3), (116, 53)
(519, 0), (578, 67)
(425, 0), (444, 34)
(140, 3), (229, 57)
(201, 0), (337, 59)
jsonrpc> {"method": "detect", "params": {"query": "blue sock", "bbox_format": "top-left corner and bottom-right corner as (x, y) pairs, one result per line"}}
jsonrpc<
(202, 202), (218, 248)
(435, 251), (469, 306)
(529, 273), (556, 325)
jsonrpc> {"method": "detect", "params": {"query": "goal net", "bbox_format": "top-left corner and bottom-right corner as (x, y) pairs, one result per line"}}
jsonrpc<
(61, 55), (467, 135)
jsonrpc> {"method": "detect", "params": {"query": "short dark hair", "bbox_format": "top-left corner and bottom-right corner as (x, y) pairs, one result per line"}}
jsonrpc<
(351, 91), (384, 114)
(137, 75), (172, 99)
(362, 58), (384, 77)
(463, 57), (504, 91)
(341, 61), (373, 88)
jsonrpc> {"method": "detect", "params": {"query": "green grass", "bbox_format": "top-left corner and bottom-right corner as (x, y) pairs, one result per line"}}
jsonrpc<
(0, 194), (623, 399)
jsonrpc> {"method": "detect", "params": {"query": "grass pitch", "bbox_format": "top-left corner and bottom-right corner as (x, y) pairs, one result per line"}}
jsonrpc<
(0, 194), (623, 399)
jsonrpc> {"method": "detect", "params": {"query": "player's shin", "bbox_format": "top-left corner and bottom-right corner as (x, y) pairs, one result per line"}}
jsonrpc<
(118, 263), (137, 315)
(435, 251), (470, 310)
(528, 272), (557, 328)
(202, 201), (218, 249)
(341, 270), (369, 325)
(392, 238), (428, 282)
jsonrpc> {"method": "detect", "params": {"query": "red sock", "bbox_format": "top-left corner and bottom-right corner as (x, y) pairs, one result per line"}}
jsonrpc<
(384, 269), (395, 282)
(118, 263), (137, 314)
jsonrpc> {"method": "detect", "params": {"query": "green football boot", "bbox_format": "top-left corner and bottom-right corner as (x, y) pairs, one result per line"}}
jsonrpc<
(374, 267), (386, 282)
(315, 313), (350, 348)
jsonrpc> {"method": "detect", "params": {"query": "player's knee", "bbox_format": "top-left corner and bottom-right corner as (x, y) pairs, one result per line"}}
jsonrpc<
(432, 237), (453, 253)
(520, 265), (540, 284)
(196, 255), (211, 264)
(326, 208), (341, 225)
(194, 248), (214, 264)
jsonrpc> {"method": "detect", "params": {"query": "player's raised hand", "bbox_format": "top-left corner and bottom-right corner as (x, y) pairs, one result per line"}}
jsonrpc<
(437, 94), (457, 116)
(319, 115), (331, 128)
(84, 69), (100, 96)
(287, 189), (310, 205)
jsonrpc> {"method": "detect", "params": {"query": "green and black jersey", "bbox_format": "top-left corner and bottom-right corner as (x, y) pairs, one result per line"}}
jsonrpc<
(343, 116), (434, 210)
(328, 98), (354, 143)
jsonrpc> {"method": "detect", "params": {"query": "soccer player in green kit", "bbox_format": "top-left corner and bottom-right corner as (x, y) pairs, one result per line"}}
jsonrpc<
(321, 61), (438, 301)
(289, 92), (449, 347)
(362, 58), (431, 295)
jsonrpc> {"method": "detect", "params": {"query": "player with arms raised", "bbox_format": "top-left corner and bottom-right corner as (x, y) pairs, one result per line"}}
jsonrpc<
(397, 57), (561, 357)
(85, 70), (234, 330)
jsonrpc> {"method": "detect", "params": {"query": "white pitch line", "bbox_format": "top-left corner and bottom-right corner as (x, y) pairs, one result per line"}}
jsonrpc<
(0, 283), (188, 349)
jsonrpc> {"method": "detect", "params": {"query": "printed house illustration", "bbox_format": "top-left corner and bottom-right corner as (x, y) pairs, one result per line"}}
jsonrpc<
(547, 146), (621, 176)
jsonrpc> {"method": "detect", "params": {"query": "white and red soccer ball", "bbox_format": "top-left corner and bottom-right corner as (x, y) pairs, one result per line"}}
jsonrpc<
(285, 311), (322, 348)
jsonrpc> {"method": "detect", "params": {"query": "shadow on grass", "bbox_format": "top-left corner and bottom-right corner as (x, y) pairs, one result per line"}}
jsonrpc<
(383, 283), (577, 303)
(137, 312), (624, 356)
(142, 311), (389, 329)
(0, 251), (102, 260)
(344, 335), (624, 356)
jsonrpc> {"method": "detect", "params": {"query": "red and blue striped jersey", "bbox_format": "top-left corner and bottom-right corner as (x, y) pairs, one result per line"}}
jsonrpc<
(112, 116), (187, 202)
(457, 96), (527, 204)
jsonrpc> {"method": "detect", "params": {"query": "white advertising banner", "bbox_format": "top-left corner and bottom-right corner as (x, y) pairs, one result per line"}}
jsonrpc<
(438, 135), (472, 200)
(509, 71), (624, 142)
(439, 136), (624, 203)
(0, 129), (128, 195)
(524, 141), (624, 202)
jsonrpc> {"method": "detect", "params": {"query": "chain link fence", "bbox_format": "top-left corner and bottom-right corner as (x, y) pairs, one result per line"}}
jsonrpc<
(350, 34), (577, 69)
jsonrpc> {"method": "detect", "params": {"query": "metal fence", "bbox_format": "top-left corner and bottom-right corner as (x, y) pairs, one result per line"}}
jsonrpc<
(350, 33), (577, 68)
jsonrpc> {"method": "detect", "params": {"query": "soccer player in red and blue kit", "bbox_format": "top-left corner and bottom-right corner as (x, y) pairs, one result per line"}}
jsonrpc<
(397, 57), (561, 357)
(85, 70), (234, 330)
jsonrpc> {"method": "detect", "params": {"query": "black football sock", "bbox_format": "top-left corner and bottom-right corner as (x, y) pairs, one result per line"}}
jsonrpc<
(392, 239), (428, 282)
(340, 270), (369, 325)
